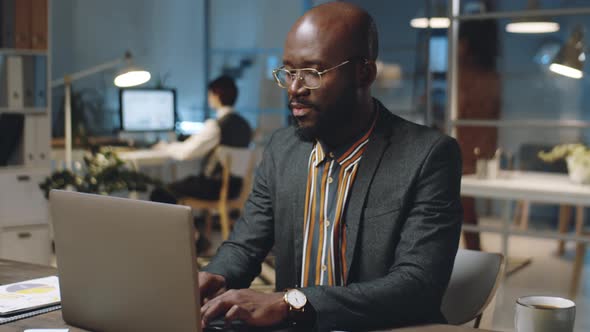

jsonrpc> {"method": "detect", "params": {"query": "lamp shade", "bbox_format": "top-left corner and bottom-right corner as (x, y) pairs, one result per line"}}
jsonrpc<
(410, 17), (450, 29)
(506, 0), (559, 34)
(550, 26), (585, 79)
(114, 67), (151, 87)
(506, 21), (560, 34)
(410, 2), (449, 29)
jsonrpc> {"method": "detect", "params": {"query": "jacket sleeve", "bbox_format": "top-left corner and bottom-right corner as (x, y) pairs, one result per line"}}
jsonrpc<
(202, 133), (276, 289)
(300, 136), (463, 331)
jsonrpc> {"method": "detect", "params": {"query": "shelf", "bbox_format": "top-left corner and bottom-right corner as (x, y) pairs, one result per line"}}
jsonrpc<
(0, 166), (50, 174)
(454, 7), (590, 21)
(0, 49), (48, 56)
(452, 119), (590, 129)
(0, 108), (47, 115)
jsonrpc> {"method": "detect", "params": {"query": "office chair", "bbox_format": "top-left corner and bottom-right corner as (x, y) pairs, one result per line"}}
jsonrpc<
(179, 145), (258, 240)
(441, 249), (504, 328)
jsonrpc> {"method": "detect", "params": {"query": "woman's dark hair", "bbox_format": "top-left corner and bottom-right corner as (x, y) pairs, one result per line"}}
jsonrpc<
(208, 75), (238, 106)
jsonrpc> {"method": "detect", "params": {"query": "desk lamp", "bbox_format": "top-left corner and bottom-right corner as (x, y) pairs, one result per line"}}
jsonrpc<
(550, 25), (585, 79)
(50, 51), (150, 170)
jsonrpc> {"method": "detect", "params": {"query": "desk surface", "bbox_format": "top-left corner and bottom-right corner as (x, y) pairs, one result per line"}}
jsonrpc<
(116, 148), (173, 167)
(0, 259), (498, 332)
(462, 171), (590, 206)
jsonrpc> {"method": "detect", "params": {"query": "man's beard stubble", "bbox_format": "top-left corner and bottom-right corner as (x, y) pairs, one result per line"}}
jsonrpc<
(290, 95), (356, 143)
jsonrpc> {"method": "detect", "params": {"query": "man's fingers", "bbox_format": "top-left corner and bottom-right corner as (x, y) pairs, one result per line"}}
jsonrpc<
(198, 272), (227, 303)
(201, 297), (232, 326)
(201, 289), (243, 326)
(224, 304), (250, 327)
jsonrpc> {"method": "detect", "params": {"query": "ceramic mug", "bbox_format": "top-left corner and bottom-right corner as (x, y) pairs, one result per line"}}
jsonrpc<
(515, 296), (575, 332)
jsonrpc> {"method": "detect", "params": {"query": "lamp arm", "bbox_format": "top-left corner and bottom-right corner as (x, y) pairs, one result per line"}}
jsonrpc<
(50, 57), (124, 88)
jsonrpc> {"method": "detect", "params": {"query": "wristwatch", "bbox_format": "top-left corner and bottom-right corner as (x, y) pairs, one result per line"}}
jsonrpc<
(284, 288), (307, 316)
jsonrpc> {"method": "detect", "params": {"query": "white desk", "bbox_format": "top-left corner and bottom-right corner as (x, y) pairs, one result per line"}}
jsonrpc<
(117, 149), (178, 181)
(117, 149), (172, 167)
(461, 171), (589, 296)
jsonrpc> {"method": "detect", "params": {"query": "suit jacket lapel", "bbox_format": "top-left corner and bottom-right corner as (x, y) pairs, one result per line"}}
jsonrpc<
(344, 103), (393, 281)
(291, 141), (313, 287)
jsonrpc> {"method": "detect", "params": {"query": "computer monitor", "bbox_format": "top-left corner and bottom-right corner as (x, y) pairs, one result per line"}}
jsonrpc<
(119, 88), (176, 132)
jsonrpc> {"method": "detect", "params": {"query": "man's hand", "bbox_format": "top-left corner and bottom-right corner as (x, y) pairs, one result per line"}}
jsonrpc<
(199, 271), (227, 304)
(200, 289), (288, 328)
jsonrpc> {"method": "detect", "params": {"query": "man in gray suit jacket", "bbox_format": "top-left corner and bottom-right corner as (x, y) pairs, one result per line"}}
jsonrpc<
(199, 3), (462, 331)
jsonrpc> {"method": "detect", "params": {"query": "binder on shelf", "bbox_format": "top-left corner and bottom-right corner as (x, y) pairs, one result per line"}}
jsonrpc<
(1, 0), (15, 48)
(22, 55), (35, 107)
(30, 0), (48, 50)
(14, 0), (32, 49)
(0, 56), (7, 106)
(34, 56), (47, 107)
(6, 55), (23, 108)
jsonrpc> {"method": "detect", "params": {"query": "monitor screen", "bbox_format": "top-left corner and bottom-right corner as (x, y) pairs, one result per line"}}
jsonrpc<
(119, 89), (176, 131)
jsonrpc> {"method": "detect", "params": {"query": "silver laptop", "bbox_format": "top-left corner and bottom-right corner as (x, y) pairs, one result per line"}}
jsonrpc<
(50, 190), (201, 332)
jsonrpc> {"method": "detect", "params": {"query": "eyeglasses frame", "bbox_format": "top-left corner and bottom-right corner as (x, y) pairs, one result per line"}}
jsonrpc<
(272, 58), (368, 90)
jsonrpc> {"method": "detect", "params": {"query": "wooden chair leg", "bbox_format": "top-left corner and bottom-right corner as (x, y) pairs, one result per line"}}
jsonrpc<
(513, 201), (522, 227)
(570, 206), (586, 298)
(219, 201), (230, 240)
(558, 205), (573, 256)
(520, 201), (530, 230)
(219, 211), (230, 240)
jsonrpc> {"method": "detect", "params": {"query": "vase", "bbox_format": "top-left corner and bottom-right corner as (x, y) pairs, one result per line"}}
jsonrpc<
(566, 156), (590, 184)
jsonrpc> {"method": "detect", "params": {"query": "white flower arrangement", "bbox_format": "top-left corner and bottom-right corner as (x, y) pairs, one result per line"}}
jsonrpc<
(539, 143), (590, 184)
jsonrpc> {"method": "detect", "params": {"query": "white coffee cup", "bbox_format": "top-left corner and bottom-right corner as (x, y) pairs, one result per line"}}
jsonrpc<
(515, 296), (576, 332)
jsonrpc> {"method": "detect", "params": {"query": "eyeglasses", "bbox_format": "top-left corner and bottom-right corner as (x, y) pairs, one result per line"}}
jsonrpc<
(272, 59), (353, 90)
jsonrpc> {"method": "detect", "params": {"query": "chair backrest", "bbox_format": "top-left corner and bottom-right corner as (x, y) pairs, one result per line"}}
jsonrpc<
(215, 146), (258, 205)
(216, 146), (253, 178)
(441, 249), (504, 326)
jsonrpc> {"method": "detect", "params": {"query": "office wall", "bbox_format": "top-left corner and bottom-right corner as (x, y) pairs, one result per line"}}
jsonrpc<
(51, 0), (590, 151)
(208, 0), (304, 127)
(346, 0), (589, 155)
(51, 0), (205, 135)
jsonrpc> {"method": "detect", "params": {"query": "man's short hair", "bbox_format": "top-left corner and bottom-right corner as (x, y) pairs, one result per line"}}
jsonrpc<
(208, 75), (238, 106)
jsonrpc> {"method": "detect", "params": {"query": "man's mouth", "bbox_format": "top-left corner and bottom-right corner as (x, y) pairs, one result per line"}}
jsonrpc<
(290, 103), (313, 117)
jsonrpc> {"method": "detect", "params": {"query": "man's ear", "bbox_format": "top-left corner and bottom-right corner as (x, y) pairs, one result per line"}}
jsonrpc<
(358, 60), (377, 88)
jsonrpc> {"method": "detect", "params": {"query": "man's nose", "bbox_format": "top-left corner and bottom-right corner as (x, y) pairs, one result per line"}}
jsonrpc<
(288, 73), (308, 96)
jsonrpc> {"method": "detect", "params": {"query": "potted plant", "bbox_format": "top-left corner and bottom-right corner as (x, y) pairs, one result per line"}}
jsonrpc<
(39, 146), (161, 198)
(538, 143), (590, 184)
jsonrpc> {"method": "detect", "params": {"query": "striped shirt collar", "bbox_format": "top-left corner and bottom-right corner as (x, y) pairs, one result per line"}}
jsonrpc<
(313, 108), (379, 167)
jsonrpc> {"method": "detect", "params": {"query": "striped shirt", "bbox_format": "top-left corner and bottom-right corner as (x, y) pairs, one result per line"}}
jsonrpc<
(301, 116), (377, 287)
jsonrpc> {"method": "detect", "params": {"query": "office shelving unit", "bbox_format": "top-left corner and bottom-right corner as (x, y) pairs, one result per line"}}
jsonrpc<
(0, 0), (52, 265)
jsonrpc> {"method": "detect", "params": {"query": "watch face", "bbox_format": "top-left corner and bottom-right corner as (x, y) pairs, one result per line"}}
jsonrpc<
(286, 289), (307, 309)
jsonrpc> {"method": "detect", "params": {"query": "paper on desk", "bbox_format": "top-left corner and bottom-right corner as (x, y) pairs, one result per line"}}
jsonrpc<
(0, 276), (60, 315)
